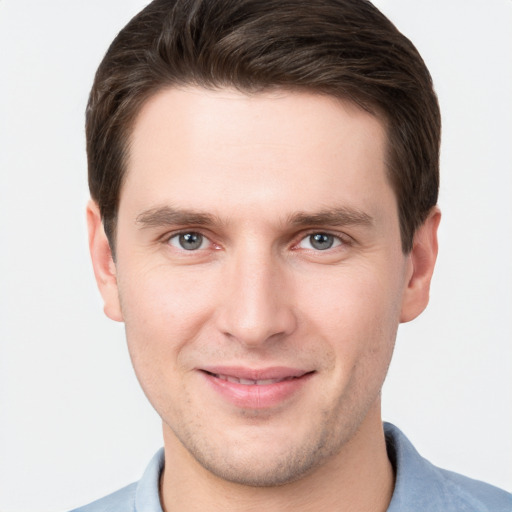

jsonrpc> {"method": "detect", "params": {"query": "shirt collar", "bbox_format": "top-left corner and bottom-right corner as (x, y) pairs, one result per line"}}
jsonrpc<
(135, 447), (165, 512)
(384, 422), (492, 512)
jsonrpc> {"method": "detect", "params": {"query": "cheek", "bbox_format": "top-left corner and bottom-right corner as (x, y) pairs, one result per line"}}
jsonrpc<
(301, 262), (403, 326)
(117, 265), (219, 385)
(297, 262), (404, 369)
(120, 263), (216, 333)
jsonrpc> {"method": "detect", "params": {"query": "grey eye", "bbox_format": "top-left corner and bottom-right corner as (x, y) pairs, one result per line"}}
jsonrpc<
(309, 233), (335, 250)
(297, 232), (342, 251)
(169, 232), (206, 250)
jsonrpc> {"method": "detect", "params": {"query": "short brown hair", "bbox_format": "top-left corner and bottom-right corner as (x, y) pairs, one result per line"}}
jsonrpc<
(86, 0), (440, 253)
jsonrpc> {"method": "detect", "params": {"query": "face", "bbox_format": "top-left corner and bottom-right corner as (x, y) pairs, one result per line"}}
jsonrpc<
(89, 87), (438, 486)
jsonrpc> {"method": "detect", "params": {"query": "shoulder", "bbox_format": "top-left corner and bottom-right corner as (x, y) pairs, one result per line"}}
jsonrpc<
(69, 482), (137, 512)
(68, 448), (165, 512)
(435, 467), (512, 512)
(384, 423), (512, 512)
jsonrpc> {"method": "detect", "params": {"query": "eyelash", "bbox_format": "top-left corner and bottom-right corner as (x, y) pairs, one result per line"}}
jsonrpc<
(165, 231), (215, 251)
(293, 231), (351, 252)
(163, 229), (352, 254)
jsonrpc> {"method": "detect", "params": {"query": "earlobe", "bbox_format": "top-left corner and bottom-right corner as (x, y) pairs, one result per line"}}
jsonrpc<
(86, 200), (124, 322)
(400, 207), (441, 323)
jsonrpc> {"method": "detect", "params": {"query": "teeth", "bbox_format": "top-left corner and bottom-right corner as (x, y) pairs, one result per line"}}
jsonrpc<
(257, 379), (278, 385)
(213, 373), (294, 385)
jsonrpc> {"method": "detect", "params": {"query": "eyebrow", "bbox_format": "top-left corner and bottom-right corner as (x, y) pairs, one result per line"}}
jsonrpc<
(135, 206), (220, 228)
(288, 207), (374, 228)
(135, 205), (373, 230)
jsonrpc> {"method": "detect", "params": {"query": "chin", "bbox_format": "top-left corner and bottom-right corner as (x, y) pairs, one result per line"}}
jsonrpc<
(173, 415), (347, 487)
(193, 444), (325, 487)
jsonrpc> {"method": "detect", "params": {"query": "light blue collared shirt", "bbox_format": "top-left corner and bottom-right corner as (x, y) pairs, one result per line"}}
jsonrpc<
(71, 423), (512, 511)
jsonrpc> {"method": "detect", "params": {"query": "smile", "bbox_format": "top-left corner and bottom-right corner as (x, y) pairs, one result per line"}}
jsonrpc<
(200, 367), (314, 409)
(206, 372), (298, 386)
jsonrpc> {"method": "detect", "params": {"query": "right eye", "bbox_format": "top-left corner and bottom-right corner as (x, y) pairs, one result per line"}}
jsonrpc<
(167, 232), (210, 251)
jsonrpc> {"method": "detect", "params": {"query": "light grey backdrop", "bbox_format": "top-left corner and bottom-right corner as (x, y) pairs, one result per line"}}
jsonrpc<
(1, 1), (511, 511)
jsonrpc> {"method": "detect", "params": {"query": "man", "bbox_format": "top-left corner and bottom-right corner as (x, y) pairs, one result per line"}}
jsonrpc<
(74, 0), (512, 510)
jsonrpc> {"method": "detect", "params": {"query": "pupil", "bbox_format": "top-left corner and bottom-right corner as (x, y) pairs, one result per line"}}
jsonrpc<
(310, 233), (333, 250)
(179, 233), (202, 250)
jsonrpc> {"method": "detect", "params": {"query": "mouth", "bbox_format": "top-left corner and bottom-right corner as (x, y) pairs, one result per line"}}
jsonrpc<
(199, 367), (315, 409)
(203, 371), (301, 386)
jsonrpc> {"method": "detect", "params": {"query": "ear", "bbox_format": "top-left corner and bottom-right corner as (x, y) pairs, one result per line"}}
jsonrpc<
(400, 207), (441, 323)
(87, 200), (123, 322)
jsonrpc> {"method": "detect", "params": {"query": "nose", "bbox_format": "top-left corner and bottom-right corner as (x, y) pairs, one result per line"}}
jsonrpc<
(215, 248), (297, 348)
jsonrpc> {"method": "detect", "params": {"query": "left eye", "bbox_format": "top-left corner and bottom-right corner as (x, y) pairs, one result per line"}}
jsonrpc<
(297, 233), (342, 251)
(168, 232), (210, 251)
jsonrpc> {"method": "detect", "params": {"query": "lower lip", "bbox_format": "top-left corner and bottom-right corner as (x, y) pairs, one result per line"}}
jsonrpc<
(201, 372), (313, 409)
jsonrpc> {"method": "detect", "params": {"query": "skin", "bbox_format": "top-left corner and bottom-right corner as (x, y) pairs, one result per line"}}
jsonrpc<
(88, 87), (440, 511)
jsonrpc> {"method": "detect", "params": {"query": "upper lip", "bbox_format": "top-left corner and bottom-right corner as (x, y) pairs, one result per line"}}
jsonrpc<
(199, 366), (312, 381)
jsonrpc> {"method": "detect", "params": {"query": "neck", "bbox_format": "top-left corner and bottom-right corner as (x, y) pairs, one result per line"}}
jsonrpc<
(160, 406), (394, 512)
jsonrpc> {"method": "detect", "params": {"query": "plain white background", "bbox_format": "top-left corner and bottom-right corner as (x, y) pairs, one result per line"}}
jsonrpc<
(0, 1), (511, 510)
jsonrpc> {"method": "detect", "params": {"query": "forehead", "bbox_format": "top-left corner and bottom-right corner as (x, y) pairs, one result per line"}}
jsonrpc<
(121, 86), (393, 223)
